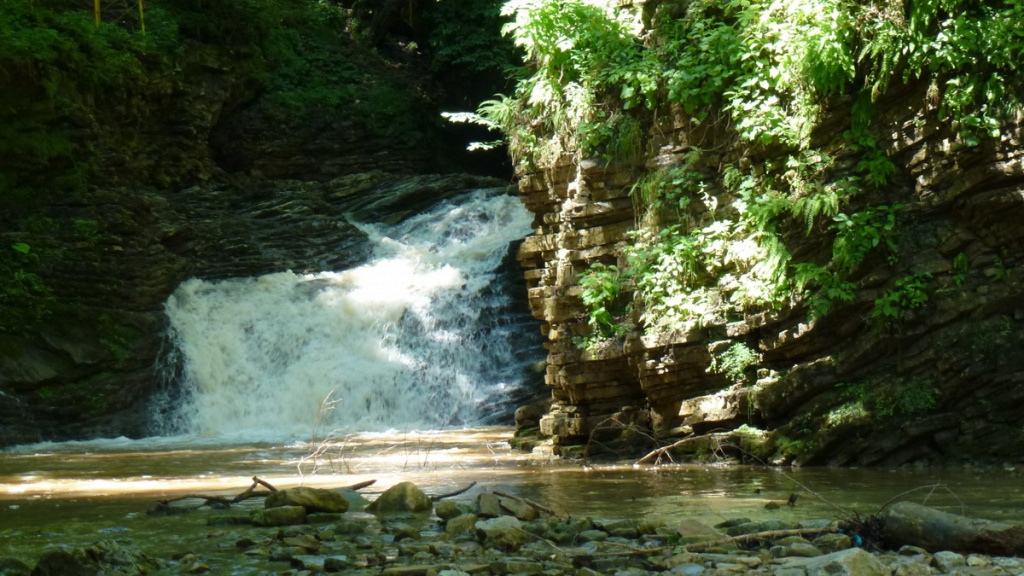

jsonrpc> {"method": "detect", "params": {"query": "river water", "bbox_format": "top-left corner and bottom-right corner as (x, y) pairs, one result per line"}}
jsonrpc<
(3, 185), (1024, 568)
(2, 429), (1024, 569)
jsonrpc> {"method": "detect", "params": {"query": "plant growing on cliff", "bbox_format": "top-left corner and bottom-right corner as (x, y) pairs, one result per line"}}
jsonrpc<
(871, 272), (933, 328)
(578, 262), (627, 342)
(709, 342), (760, 385)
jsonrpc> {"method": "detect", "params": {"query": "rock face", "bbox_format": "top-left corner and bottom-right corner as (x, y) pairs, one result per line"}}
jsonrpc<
(515, 82), (1024, 465)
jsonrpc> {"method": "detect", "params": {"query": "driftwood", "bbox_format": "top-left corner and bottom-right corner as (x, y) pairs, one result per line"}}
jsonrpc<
(154, 476), (375, 509)
(879, 501), (1024, 556)
(430, 482), (477, 501)
(682, 526), (838, 552)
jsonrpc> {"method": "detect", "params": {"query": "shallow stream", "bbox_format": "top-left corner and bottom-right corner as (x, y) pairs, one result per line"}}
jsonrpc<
(3, 428), (1023, 571)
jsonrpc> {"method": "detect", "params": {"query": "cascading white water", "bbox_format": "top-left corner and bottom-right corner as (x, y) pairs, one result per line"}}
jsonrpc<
(160, 189), (538, 440)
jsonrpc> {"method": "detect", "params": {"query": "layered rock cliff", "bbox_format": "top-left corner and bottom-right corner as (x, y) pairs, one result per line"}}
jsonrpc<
(510, 2), (1024, 466)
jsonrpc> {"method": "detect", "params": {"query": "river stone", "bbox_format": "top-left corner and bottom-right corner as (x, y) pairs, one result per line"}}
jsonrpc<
(669, 563), (705, 575)
(490, 558), (543, 575)
(265, 487), (349, 513)
(446, 513), (479, 537)
(498, 496), (539, 521)
(251, 505), (307, 526)
(814, 533), (853, 553)
(323, 555), (351, 572)
(435, 499), (467, 522)
(579, 529), (609, 542)
(777, 547), (887, 576)
(931, 550), (966, 572)
(476, 515), (528, 550)
(367, 482), (432, 514)
(478, 492), (504, 517)
(282, 534), (321, 552)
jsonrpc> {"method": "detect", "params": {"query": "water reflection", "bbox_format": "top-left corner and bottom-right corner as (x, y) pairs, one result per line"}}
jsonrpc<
(2, 427), (1023, 550)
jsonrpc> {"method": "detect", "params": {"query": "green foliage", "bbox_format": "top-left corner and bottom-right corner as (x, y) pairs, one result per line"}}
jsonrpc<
(0, 242), (53, 333)
(952, 252), (969, 286)
(577, 262), (627, 342)
(872, 272), (933, 327)
(838, 378), (936, 419)
(709, 342), (760, 385)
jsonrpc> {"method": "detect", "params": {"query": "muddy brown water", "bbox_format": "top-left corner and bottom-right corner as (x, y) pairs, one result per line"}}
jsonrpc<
(2, 427), (1023, 572)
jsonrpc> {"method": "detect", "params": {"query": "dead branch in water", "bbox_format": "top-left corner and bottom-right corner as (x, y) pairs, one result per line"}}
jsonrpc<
(154, 476), (375, 509)
(634, 434), (727, 466)
(430, 482), (477, 501)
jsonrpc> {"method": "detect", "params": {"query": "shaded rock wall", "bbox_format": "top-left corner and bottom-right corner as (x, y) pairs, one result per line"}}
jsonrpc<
(516, 85), (1024, 466)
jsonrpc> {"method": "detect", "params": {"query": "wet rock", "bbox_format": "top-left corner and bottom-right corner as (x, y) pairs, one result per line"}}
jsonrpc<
(266, 487), (349, 513)
(332, 517), (371, 535)
(477, 492), (504, 518)
(579, 529), (608, 542)
(388, 522), (420, 541)
(251, 505), (307, 527)
(290, 555), (326, 570)
(498, 496), (539, 521)
(475, 515), (528, 551)
(785, 542), (824, 557)
(435, 500), (467, 522)
(445, 513), (479, 538)
(774, 547), (887, 576)
(931, 550), (966, 572)
(813, 532), (853, 553)
(323, 555), (350, 572)
(282, 534), (321, 552)
(367, 482), (432, 514)
(490, 557), (543, 575)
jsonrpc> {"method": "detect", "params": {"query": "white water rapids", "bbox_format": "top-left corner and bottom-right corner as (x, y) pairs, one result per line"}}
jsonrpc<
(158, 188), (538, 440)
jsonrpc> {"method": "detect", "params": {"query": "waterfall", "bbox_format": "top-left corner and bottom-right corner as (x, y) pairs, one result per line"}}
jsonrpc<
(158, 188), (541, 440)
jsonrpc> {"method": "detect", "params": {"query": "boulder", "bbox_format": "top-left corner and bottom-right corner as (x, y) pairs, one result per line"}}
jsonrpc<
(251, 505), (307, 527)
(265, 487), (349, 513)
(366, 482), (432, 514)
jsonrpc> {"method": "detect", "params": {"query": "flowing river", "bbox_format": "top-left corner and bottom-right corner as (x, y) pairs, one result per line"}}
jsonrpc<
(2, 186), (1024, 571)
